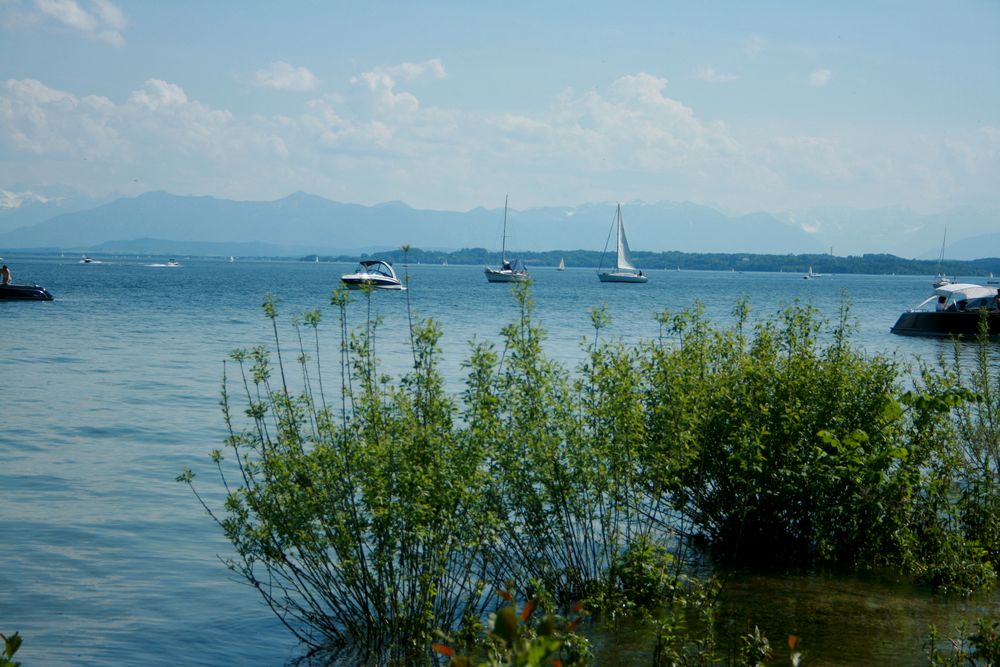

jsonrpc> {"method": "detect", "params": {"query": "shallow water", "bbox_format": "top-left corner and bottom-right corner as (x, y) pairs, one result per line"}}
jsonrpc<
(1, 255), (996, 665)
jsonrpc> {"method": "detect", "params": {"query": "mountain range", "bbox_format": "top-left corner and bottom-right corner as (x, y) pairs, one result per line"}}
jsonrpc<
(0, 190), (997, 260)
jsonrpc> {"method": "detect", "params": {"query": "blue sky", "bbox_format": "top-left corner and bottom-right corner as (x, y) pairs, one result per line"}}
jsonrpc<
(1, 0), (998, 214)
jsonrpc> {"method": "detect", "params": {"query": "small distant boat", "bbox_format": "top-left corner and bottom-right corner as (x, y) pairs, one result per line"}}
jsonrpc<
(987, 272), (998, 285)
(315, 256), (320, 263)
(932, 229), (952, 288)
(597, 203), (647, 283)
(485, 195), (529, 283)
(557, 258), (565, 271)
(803, 266), (820, 280)
(0, 283), (54, 301)
(340, 259), (406, 290)
(891, 282), (1000, 339)
(80, 255), (102, 264)
(166, 259), (180, 267)
(229, 256), (235, 263)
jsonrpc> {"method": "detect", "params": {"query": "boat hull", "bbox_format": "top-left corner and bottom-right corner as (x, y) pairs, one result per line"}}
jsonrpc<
(0, 284), (54, 301)
(598, 271), (648, 284)
(340, 276), (405, 290)
(484, 268), (528, 283)
(890, 310), (1000, 339)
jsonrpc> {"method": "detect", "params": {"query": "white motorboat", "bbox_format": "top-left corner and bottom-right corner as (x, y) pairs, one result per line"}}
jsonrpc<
(485, 195), (529, 283)
(597, 203), (648, 283)
(166, 259), (180, 267)
(340, 259), (406, 290)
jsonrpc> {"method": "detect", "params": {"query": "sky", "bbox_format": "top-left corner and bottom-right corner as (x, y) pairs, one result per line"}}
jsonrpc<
(1, 0), (998, 215)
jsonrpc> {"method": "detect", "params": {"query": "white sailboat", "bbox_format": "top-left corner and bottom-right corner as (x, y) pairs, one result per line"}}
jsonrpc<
(933, 229), (952, 288)
(803, 266), (820, 279)
(557, 258), (565, 271)
(597, 204), (647, 283)
(484, 195), (529, 283)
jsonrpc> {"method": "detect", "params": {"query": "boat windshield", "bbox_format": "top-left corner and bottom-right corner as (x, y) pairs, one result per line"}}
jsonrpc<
(358, 261), (394, 277)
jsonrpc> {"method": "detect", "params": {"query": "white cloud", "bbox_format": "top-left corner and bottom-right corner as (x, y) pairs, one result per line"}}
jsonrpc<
(745, 35), (767, 56)
(31, 0), (126, 45)
(2, 69), (996, 214)
(383, 59), (447, 81)
(90, 0), (125, 29)
(253, 61), (319, 92)
(350, 59), (447, 114)
(694, 65), (738, 83)
(808, 69), (832, 87)
(128, 79), (187, 110)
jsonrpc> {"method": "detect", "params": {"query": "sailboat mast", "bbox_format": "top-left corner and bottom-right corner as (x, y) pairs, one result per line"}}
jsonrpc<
(501, 194), (508, 263)
(615, 204), (624, 271)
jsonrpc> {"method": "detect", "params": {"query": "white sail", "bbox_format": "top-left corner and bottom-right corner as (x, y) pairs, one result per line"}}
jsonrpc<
(558, 258), (565, 271)
(615, 206), (636, 271)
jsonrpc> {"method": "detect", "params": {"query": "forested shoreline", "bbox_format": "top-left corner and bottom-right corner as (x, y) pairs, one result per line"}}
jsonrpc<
(316, 247), (1000, 278)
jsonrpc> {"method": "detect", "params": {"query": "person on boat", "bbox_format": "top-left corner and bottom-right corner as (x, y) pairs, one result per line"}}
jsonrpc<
(0, 264), (10, 285)
(936, 295), (947, 312)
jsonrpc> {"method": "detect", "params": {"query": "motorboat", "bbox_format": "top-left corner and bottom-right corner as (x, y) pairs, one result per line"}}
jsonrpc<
(80, 255), (102, 264)
(340, 259), (406, 290)
(166, 259), (180, 267)
(0, 283), (54, 301)
(597, 203), (648, 283)
(890, 282), (999, 339)
(485, 196), (529, 283)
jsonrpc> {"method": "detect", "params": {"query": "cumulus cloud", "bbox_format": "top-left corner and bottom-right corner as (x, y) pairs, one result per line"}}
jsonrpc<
(31, 0), (127, 46)
(350, 59), (447, 113)
(0, 76), (285, 174)
(808, 69), (832, 87)
(253, 61), (319, 92)
(3, 68), (995, 214)
(128, 79), (188, 110)
(694, 65), (738, 83)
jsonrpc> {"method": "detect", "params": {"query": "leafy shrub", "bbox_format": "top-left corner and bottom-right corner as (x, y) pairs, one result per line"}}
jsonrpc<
(645, 301), (912, 568)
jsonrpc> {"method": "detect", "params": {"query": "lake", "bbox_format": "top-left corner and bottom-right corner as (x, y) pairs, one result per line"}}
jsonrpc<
(1, 255), (997, 665)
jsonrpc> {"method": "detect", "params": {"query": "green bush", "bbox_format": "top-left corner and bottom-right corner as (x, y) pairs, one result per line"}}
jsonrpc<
(181, 285), (1000, 658)
(645, 301), (912, 568)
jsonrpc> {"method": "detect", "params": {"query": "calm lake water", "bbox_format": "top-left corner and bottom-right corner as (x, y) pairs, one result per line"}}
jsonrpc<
(1, 255), (997, 666)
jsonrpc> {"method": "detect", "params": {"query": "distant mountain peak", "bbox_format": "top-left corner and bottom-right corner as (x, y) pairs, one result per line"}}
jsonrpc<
(374, 200), (412, 209)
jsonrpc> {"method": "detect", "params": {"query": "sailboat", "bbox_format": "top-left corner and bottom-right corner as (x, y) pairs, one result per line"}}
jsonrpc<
(484, 195), (529, 283)
(803, 266), (820, 279)
(597, 204), (647, 283)
(557, 258), (565, 271)
(933, 229), (952, 288)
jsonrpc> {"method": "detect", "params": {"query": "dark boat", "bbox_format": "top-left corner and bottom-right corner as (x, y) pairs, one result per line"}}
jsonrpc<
(891, 283), (999, 339)
(0, 283), (55, 301)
